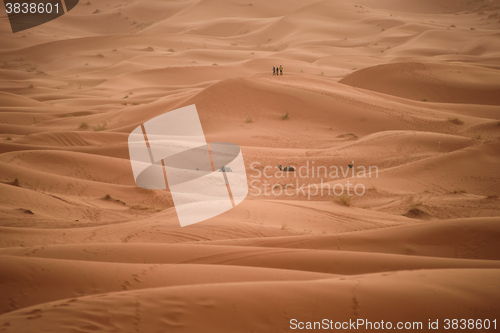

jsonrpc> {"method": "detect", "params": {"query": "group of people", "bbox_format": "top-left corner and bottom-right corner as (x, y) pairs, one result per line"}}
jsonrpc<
(273, 65), (283, 76)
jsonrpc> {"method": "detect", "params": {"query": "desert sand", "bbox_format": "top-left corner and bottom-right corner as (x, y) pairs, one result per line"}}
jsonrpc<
(1, 0), (500, 332)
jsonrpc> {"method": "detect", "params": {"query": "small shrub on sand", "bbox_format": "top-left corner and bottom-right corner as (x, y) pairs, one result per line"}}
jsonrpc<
(404, 207), (430, 219)
(497, 121), (500, 126)
(245, 116), (252, 123)
(28, 84), (34, 89)
(79, 122), (89, 129)
(13, 178), (20, 187)
(94, 122), (107, 131)
(281, 111), (290, 120)
(338, 194), (351, 206)
(103, 194), (112, 200)
(448, 117), (464, 125)
(337, 133), (359, 140)
(6, 136), (12, 141)
(129, 205), (149, 210)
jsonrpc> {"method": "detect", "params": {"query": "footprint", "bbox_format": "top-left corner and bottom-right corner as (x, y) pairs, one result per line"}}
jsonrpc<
(352, 297), (359, 316)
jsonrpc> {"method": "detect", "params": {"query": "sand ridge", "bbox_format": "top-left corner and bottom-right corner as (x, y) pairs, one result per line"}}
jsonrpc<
(1, 0), (499, 331)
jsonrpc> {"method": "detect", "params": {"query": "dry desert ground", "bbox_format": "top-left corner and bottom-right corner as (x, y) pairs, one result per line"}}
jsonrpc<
(1, 0), (500, 332)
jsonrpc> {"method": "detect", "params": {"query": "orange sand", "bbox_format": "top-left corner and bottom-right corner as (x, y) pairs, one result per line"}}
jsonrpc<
(1, 0), (499, 331)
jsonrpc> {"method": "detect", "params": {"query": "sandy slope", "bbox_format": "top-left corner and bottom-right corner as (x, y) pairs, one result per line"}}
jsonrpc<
(340, 62), (500, 105)
(208, 217), (500, 260)
(1, 269), (499, 333)
(1, 0), (499, 331)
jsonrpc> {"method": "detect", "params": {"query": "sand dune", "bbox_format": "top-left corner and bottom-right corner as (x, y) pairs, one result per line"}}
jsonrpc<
(1, 269), (498, 333)
(1, 0), (499, 331)
(208, 217), (500, 260)
(0, 255), (334, 315)
(340, 62), (500, 105)
(2, 242), (500, 275)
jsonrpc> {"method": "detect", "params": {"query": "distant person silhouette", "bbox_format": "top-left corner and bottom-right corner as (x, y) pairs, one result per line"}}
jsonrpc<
(273, 66), (276, 75)
(276, 66), (279, 77)
(279, 65), (283, 75)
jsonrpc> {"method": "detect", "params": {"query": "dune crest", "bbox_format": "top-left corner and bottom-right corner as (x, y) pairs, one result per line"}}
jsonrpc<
(1, 0), (499, 331)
